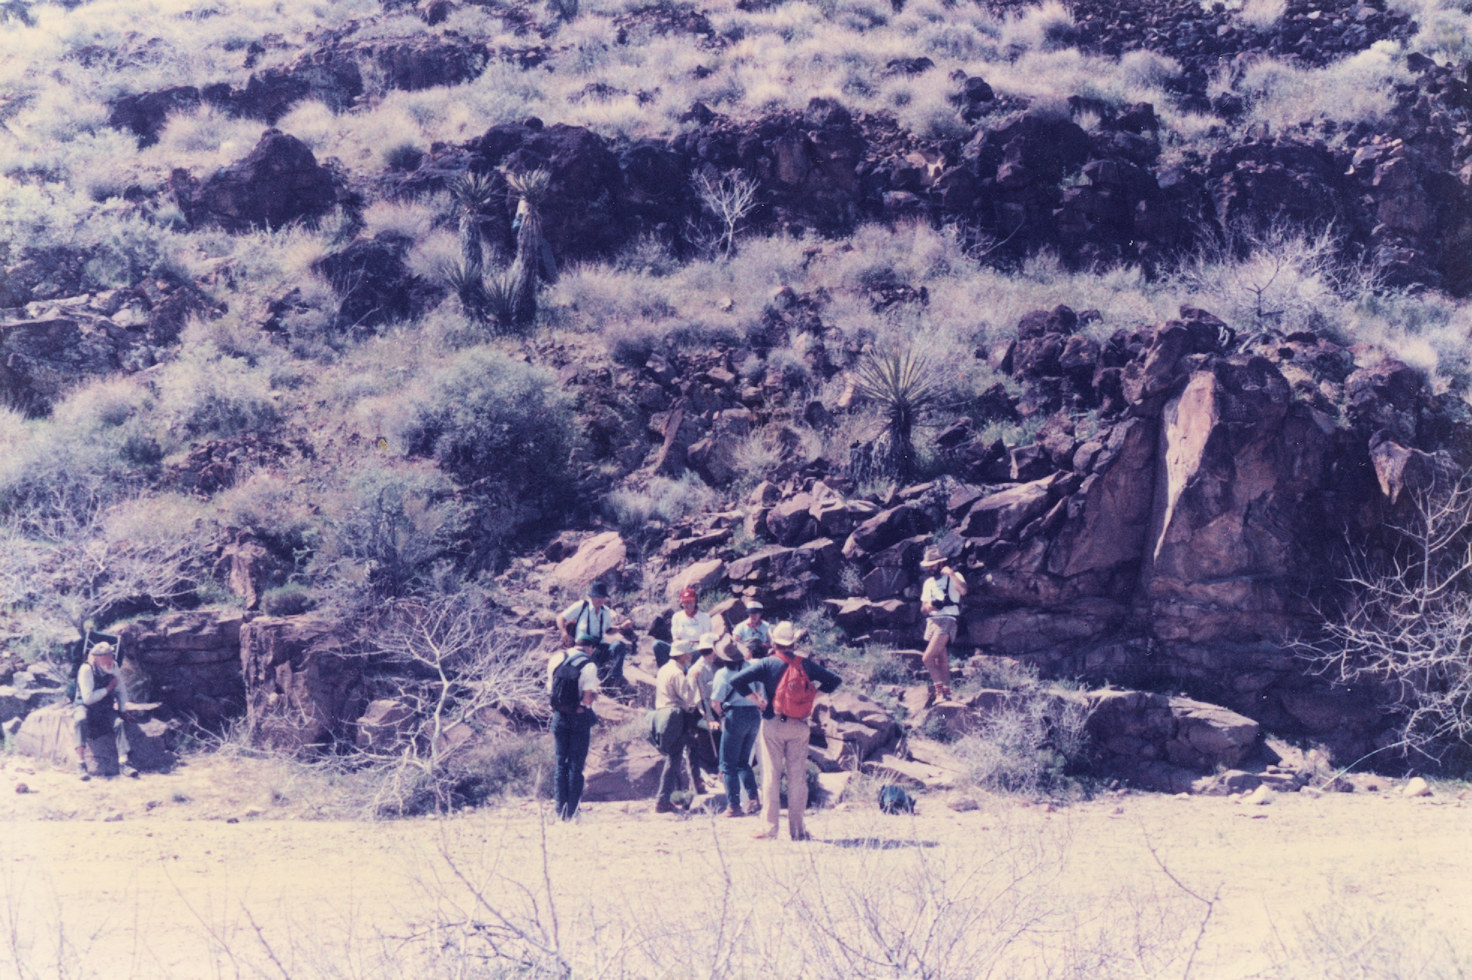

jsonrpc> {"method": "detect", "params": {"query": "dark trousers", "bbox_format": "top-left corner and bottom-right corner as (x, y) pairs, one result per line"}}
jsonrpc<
(719, 706), (761, 806)
(657, 711), (706, 804)
(553, 717), (592, 820)
(593, 640), (629, 685)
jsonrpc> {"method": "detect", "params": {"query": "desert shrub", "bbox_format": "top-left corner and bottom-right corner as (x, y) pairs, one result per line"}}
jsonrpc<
(605, 472), (719, 535)
(1300, 474), (1472, 766)
(155, 343), (281, 440)
(213, 471), (318, 557)
(952, 669), (1092, 796)
(389, 347), (574, 495)
(311, 461), (470, 605)
(261, 582), (314, 616)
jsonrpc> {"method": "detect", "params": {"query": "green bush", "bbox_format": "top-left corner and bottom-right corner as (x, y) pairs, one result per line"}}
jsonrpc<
(389, 345), (575, 508)
(157, 344), (281, 440)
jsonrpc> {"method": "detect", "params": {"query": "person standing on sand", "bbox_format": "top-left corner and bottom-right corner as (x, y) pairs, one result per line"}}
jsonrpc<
(711, 641), (762, 817)
(726, 621), (841, 841)
(548, 631), (601, 821)
(73, 642), (137, 781)
(918, 546), (967, 704)
(652, 640), (704, 813)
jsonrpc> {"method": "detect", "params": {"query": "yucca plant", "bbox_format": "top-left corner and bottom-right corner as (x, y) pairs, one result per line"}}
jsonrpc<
(852, 350), (945, 482)
(504, 168), (553, 330)
(444, 260), (488, 323)
(450, 172), (497, 278)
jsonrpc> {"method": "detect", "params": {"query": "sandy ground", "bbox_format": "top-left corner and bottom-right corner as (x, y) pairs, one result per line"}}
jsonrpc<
(1, 753), (1469, 979)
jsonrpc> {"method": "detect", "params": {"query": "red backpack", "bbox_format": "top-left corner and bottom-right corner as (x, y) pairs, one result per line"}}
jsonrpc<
(771, 652), (817, 719)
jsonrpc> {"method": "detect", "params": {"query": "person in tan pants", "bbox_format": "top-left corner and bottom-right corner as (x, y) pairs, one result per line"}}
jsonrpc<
(725, 621), (841, 841)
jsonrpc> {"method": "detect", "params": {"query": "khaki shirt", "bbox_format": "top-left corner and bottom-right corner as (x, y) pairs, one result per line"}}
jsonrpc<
(654, 660), (699, 712)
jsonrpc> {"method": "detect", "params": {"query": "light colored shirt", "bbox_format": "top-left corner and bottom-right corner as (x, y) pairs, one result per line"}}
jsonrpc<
(654, 660), (699, 711)
(560, 599), (620, 640)
(688, 657), (717, 714)
(733, 620), (770, 653)
(670, 610), (713, 645)
(713, 664), (762, 710)
(546, 648), (600, 696)
(75, 662), (124, 707)
(921, 573), (964, 618)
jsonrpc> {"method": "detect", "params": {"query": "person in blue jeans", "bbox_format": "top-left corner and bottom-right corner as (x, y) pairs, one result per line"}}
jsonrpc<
(712, 644), (763, 817)
(548, 632), (601, 821)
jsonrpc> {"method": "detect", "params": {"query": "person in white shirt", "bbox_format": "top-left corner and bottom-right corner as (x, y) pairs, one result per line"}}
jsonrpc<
(547, 631), (601, 820)
(556, 581), (633, 688)
(72, 642), (136, 780)
(919, 547), (967, 704)
(656, 587), (725, 668)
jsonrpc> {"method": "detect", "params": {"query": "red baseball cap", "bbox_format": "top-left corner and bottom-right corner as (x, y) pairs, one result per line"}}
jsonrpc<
(679, 588), (698, 603)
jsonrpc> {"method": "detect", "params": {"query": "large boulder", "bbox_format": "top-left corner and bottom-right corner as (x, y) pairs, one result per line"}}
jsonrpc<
(240, 615), (365, 753)
(550, 531), (628, 595)
(172, 130), (336, 232)
(116, 611), (249, 728)
(1087, 690), (1261, 788)
(0, 317), (123, 414)
(1145, 356), (1336, 646)
(312, 233), (440, 331)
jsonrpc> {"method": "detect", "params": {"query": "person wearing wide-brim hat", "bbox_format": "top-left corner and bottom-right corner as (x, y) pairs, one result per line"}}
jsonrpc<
(652, 640), (705, 812)
(711, 634), (763, 817)
(726, 620), (842, 841)
(919, 546), (968, 704)
(556, 580), (634, 689)
(72, 641), (137, 781)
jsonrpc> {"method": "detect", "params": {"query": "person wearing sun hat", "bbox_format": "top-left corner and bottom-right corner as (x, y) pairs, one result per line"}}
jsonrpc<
(556, 580), (633, 688)
(919, 545), (968, 704)
(726, 620), (841, 841)
(72, 641), (137, 781)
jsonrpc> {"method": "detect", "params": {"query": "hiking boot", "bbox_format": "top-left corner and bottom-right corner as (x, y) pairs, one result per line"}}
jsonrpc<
(654, 800), (678, 814)
(746, 799), (762, 815)
(791, 830), (813, 842)
(77, 764), (91, 782)
(725, 806), (743, 818)
(121, 764), (140, 779)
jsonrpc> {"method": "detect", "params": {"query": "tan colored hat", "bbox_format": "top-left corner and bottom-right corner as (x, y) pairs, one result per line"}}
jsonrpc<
(670, 640), (695, 659)
(768, 621), (805, 654)
(89, 641), (116, 659)
(696, 632), (718, 652)
(920, 546), (945, 568)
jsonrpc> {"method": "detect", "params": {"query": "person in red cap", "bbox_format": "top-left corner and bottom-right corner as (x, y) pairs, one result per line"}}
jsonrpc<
(655, 585), (725, 668)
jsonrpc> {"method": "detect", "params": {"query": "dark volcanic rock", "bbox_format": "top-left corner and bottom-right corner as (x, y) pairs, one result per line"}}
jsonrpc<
(172, 130), (336, 232)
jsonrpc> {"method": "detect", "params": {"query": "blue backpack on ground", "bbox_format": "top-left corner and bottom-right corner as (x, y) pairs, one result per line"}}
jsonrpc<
(878, 784), (916, 814)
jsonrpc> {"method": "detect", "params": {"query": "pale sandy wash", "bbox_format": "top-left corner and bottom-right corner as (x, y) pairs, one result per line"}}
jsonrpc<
(2, 753), (1469, 979)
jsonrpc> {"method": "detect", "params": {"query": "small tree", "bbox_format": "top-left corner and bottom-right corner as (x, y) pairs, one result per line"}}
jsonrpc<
(851, 349), (945, 483)
(355, 591), (545, 815)
(1302, 471), (1472, 764)
(694, 169), (758, 260)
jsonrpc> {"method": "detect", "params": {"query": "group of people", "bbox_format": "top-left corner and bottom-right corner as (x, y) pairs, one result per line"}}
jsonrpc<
(546, 544), (971, 839)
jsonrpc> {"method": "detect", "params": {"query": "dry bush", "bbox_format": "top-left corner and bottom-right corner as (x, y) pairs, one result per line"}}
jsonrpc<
(1300, 473), (1472, 766)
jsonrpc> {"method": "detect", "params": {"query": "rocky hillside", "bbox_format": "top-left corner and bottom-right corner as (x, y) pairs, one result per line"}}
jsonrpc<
(2, 0), (1471, 795)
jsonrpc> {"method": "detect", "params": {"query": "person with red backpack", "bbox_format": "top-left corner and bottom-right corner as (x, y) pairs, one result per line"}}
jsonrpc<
(725, 620), (841, 841)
